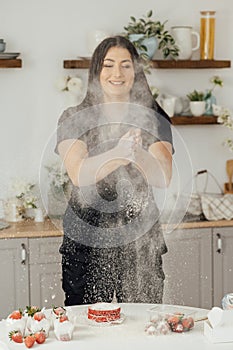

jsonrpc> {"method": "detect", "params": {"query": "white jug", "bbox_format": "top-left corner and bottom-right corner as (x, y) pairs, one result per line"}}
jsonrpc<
(171, 26), (200, 60)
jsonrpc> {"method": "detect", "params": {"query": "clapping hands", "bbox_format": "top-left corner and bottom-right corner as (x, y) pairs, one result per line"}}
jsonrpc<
(115, 128), (142, 165)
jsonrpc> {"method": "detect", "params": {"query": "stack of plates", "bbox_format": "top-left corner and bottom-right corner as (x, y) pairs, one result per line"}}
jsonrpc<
(0, 52), (20, 59)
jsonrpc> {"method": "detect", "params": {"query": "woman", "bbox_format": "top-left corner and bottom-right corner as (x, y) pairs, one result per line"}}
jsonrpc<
(55, 35), (174, 306)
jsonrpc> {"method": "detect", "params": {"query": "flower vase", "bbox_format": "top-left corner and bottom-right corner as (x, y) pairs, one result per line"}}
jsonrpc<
(24, 208), (37, 219)
(205, 94), (217, 115)
(4, 198), (24, 222)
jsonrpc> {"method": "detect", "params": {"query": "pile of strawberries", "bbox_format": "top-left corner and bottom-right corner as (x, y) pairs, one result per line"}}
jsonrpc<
(166, 313), (194, 333)
(8, 309), (46, 348)
(7, 305), (71, 347)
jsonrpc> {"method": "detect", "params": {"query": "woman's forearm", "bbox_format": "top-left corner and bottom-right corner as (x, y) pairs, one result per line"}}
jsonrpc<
(134, 146), (172, 188)
(77, 147), (128, 187)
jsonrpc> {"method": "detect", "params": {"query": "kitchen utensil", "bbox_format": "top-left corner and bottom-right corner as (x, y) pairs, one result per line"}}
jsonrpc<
(226, 159), (233, 191)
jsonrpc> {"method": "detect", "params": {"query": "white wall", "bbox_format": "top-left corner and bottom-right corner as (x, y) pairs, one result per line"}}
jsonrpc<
(1, 0), (233, 204)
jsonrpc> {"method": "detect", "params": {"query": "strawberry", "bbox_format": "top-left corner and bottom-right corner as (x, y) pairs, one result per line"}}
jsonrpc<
(182, 316), (194, 331)
(35, 330), (46, 344)
(9, 330), (23, 343)
(59, 315), (68, 322)
(173, 322), (184, 333)
(9, 309), (23, 319)
(33, 311), (45, 321)
(167, 315), (179, 326)
(26, 306), (41, 317)
(24, 334), (36, 348)
(53, 305), (66, 316)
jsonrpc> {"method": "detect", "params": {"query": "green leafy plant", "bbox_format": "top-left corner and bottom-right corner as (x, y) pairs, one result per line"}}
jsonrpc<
(123, 10), (179, 60)
(187, 75), (223, 101)
(187, 90), (205, 101)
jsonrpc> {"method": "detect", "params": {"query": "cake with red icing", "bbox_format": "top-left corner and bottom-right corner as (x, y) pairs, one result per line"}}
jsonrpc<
(88, 303), (121, 322)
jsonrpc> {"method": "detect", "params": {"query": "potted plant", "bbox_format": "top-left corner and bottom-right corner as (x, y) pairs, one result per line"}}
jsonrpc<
(123, 10), (179, 61)
(186, 90), (206, 116)
(187, 76), (223, 116)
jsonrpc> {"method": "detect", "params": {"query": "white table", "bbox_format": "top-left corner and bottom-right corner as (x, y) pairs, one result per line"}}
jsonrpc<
(0, 303), (230, 350)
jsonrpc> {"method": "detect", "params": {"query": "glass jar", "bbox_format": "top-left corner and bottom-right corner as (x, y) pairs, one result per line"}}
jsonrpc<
(200, 11), (216, 60)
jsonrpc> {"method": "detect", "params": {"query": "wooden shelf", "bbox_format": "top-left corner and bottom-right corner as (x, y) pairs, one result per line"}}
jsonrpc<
(171, 115), (219, 125)
(0, 59), (22, 68)
(63, 59), (231, 69)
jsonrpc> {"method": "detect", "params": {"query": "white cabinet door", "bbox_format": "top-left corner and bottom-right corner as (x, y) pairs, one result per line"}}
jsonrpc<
(213, 227), (233, 307)
(163, 228), (212, 309)
(0, 238), (29, 319)
(29, 237), (64, 308)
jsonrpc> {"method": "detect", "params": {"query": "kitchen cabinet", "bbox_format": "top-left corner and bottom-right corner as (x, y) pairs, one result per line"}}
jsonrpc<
(28, 237), (63, 309)
(213, 227), (233, 307)
(163, 228), (213, 309)
(0, 238), (29, 319)
(163, 226), (233, 309)
(0, 236), (64, 319)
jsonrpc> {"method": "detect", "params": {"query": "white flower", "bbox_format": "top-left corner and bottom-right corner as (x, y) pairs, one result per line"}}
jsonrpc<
(150, 85), (160, 99)
(9, 178), (38, 208)
(67, 77), (83, 94)
(217, 108), (233, 129)
(218, 107), (233, 152)
(56, 75), (83, 95)
(45, 162), (69, 189)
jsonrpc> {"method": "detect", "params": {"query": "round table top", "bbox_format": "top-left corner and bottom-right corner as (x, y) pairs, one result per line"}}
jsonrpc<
(0, 303), (230, 350)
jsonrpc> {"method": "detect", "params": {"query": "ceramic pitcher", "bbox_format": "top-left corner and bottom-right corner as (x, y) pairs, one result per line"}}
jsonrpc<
(171, 26), (200, 60)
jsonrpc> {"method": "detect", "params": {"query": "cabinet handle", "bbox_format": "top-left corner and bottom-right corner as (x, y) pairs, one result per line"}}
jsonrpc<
(216, 233), (222, 254)
(21, 243), (27, 265)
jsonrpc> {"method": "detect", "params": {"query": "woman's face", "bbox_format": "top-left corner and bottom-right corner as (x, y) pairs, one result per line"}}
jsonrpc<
(99, 46), (135, 102)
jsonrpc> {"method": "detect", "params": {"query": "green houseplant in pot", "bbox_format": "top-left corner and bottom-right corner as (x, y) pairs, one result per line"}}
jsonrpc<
(187, 76), (223, 116)
(186, 90), (206, 116)
(123, 10), (179, 61)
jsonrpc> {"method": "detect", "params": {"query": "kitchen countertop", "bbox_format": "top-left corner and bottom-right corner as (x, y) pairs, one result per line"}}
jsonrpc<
(0, 218), (63, 239)
(0, 303), (216, 350)
(0, 218), (233, 239)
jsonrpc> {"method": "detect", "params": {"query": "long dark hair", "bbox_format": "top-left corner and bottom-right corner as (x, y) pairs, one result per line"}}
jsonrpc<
(81, 36), (150, 106)
(80, 35), (170, 120)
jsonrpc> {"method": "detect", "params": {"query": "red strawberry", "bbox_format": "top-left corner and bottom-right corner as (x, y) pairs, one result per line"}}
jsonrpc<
(173, 322), (184, 333)
(35, 330), (46, 344)
(53, 306), (66, 316)
(167, 315), (179, 326)
(33, 311), (45, 321)
(24, 335), (36, 348)
(9, 310), (22, 319)
(59, 315), (68, 322)
(182, 317), (194, 331)
(9, 330), (23, 343)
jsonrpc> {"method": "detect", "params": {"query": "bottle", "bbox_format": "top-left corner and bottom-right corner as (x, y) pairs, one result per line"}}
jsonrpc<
(200, 11), (216, 60)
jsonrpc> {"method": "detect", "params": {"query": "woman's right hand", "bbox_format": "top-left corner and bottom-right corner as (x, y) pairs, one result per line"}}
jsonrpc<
(114, 128), (141, 165)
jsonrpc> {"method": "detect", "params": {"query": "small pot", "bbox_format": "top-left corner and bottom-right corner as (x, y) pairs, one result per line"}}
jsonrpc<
(189, 101), (206, 116)
(129, 34), (158, 59)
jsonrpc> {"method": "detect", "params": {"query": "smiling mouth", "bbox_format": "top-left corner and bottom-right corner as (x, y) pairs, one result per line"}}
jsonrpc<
(109, 81), (124, 85)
